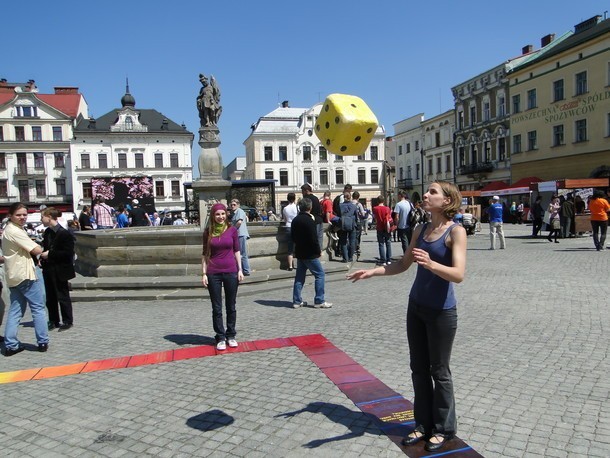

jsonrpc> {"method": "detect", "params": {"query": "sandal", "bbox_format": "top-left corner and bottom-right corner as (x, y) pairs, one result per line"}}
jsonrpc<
(402, 426), (427, 446)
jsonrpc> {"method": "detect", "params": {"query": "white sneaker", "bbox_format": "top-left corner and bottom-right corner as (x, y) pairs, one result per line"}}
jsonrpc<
(216, 340), (226, 351)
(293, 301), (307, 309)
(314, 302), (333, 308)
(227, 338), (238, 348)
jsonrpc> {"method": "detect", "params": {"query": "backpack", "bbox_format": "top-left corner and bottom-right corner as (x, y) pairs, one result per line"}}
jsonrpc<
(340, 202), (357, 231)
(408, 207), (420, 227)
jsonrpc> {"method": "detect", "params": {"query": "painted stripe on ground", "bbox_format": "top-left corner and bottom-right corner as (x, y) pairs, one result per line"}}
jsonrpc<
(0, 334), (481, 456)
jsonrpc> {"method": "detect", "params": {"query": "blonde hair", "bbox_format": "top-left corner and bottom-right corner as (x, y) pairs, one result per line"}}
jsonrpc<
(434, 181), (462, 220)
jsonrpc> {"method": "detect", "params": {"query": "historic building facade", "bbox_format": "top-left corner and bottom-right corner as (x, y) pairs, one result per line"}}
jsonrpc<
(392, 113), (425, 201)
(451, 30), (573, 192)
(508, 16), (610, 182)
(421, 109), (456, 195)
(0, 79), (88, 214)
(71, 85), (194, 213)
(243, 102), (386, 210)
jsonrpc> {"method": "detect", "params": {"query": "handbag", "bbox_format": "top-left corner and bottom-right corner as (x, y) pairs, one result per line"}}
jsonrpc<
(551, 219), (560, 230)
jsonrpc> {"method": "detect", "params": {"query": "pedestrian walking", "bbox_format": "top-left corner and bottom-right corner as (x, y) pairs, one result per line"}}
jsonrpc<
(487, 196), (506, 250)
(547, 196), (561, 243)
(372, 195), (393, 265)
(202, 203), (244, 351)
(2, 202), (49, 356)
(589, 189), (610, 251)
(347, 181), (467, 452)
(531, 196), (544, 237)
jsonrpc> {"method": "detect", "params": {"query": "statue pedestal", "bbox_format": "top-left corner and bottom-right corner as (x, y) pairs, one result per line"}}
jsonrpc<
(194, 126), (231, 228)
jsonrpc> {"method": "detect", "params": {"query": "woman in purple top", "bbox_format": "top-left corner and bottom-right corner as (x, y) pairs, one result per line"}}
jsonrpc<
(202, 203), (244, 351)
(347, 181), (467, 452)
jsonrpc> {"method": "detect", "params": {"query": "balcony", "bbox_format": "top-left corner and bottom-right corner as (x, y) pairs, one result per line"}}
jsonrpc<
(14, 166), (46, 177)
(458, 162), (494, 176)
(397, 178), (414, 189)
(0, 195), (18, 203)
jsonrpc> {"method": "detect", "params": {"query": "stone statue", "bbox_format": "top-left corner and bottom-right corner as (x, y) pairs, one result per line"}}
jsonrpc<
(196, 73), (222, 127)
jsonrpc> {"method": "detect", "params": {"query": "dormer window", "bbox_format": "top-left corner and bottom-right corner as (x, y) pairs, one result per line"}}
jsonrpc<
(125, 116), (133, 130)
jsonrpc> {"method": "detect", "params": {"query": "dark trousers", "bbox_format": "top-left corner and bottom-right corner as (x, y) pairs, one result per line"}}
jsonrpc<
(42, 269), (73, 326)
(339, 229), (357, 261)
(208, 272), (238, 342)
(532, 218), (543, 237)
(407, 299), (457, 435)
(591, 220), (608, 250)
(397, 228), (411, 253)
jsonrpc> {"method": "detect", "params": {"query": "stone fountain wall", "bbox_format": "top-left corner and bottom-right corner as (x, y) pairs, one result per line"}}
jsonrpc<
(74, 222), (329, 278)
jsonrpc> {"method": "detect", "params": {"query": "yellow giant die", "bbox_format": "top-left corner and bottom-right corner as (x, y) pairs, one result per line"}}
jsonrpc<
(315, 93), (379, 156)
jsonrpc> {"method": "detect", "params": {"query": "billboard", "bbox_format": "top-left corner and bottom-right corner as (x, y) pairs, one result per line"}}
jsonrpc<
(91, 176), (155, 211)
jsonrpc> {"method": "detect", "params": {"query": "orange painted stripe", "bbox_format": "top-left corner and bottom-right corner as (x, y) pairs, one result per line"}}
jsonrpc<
(0, 368), (42, 384)
(33, 363), (87, 380)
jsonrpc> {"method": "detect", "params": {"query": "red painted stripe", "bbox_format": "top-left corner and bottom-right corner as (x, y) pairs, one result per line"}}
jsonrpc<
(81, 356), (131, 373)
(127, 350), (174, 368)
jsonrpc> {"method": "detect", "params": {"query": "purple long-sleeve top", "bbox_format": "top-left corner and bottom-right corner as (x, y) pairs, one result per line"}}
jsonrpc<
(202, 226), (240, 274)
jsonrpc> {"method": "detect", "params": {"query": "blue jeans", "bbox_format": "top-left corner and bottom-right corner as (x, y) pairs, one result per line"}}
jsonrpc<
(292, 258), (325, 305)
(376, 230), (392, 263)
(339, 229), (357, 261)
(4, 279), (49, 350)
(238, 236), (251, 275)
(208, 272), (238, 342)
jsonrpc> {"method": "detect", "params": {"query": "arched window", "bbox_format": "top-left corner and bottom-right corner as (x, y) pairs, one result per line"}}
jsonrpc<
(125, 116), (133, 130)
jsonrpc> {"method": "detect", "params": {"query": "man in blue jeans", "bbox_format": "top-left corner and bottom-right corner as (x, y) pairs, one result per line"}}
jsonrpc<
(290, 198), (332, 309)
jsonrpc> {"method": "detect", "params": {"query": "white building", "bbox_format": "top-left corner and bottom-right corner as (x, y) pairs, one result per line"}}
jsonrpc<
(71, 85), (194, 213)
(243, 101), (387, 209)
(421, 109), (456, 192)
(0, 79), (88, 215)
(392, 113), (425, 201)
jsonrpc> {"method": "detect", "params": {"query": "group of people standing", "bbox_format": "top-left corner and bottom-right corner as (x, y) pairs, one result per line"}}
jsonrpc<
(1, 203), (75, 356)
(79, 197), (186, 230)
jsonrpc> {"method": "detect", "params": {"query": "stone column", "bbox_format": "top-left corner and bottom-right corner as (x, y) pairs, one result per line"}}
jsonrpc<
(192, 126), (232, 229)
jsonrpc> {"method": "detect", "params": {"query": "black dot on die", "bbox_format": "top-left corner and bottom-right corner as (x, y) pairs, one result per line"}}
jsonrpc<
(354, 136), (361, 142)
(351, 103), (357, 108)
(325, 122), (330, 129)
(316, 124), (320, 131)
(367, 128), (373, 133)
(340, 146), (347, 152)
(326, 139), (331, 146)
(325, 105), (329, 112)
(335, 117), (340, 124)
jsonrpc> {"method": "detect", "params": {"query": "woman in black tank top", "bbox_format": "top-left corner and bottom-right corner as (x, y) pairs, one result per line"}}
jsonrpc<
(347, 181), (467, 452)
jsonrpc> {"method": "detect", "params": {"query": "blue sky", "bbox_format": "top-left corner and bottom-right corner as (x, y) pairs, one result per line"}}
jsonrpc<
(4, 1), (607, 175)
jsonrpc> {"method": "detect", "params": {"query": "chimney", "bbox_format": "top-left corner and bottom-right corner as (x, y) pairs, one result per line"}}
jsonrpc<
(281, 100), (289, 108)
(88, 117), (97, 129)
(575, 15), (602, 34)
(522, 45), (534, 55)
(54, 87), (79, 95)
(541, 33), (555, 47)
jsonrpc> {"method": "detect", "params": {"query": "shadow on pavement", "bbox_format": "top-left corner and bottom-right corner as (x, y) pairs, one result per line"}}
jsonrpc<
(253, 299), (293, 308)
(186, 409), (234, 432)
(164, 334), (215, 346)
(275, 401), (382, 448)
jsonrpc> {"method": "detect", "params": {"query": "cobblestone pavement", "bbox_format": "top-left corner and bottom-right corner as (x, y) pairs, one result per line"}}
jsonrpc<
(0, 223), (609, 457)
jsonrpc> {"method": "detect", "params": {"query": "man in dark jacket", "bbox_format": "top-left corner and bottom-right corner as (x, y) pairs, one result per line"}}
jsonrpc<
(290, 198), (332, 309)
(40, 207), (76, 331)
